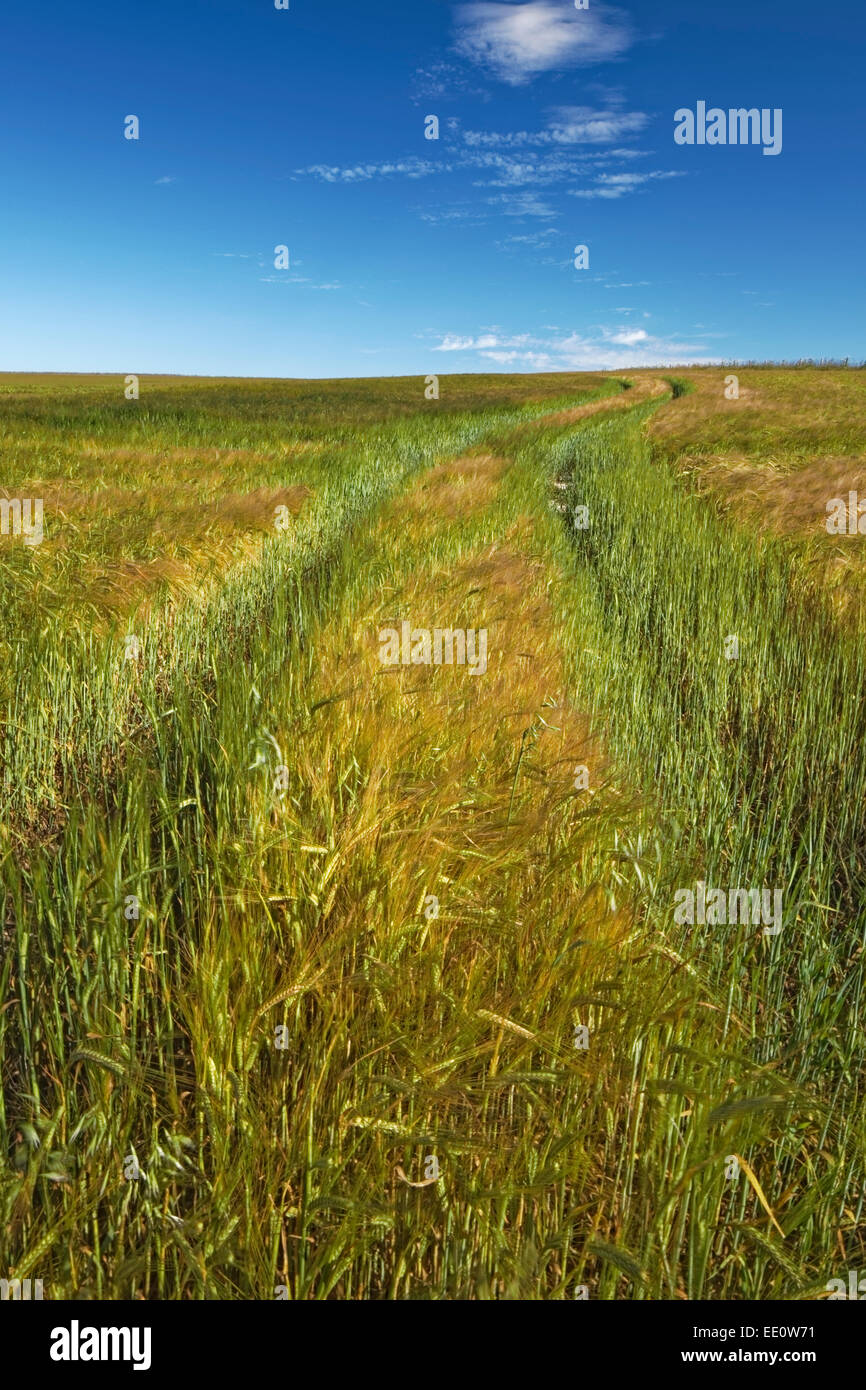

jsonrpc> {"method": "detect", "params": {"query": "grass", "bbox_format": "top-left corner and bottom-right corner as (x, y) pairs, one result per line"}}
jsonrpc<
(642, 367), (866, 621)
(0, 367), (864, 1299)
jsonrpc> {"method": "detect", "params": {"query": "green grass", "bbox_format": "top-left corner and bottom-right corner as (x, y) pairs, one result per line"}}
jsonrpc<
(0, 372), (620, 818)
(0, 369), (864, 1300)
(545, 402), (866, 1290)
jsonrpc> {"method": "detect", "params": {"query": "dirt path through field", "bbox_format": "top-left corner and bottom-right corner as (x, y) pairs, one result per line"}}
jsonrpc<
(524, 375), (670, 430)
(271, 384), (657, 979)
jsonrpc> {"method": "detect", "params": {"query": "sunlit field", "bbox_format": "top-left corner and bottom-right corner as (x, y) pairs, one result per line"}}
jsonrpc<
(1, 367), (864, 1299)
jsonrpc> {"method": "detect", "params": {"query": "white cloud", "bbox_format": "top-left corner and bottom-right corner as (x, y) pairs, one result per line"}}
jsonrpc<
(294, 140), (647, 195)
(465, 148), (653, 188)
(411, 61), (490, 102)
(295, 159), (447, 182)
(500, 228), (559, 246)
(291, 109), (657, 204)
(418, 204), (488, 224)
(295, 143), (656, 200)
(258, 276), (343, 290)
(480, 349), (553, 364)
(463, 107), (648, 147)
(547, 106), (648, 144)
(598, 172), (679, 187)
(454, 1), (633, 86)
(429, 324), (719, 370)
(466, 150), (594, 186)
(434, 332), (533, 351)
(487, 191), (558, 218)
(570, 170), (684, 199)
(607, 328), (649, 345)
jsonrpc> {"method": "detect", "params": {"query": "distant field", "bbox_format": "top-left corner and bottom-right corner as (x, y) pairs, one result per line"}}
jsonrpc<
(0, 372), (616, 633)
(1, 368), (864, 1300)
(647, 366), (866, 617)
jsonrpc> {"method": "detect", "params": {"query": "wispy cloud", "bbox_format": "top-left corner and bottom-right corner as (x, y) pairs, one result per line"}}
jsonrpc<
(606, 328), (649, 346)
(429, 324), (719, 369)
(570, 170), (685, 199)
(259, 276), (343, 290)
(498, 228), (559, 247)
(434, 332), (533, 351)
(418, 203), (488, 225)
(294, 142), (652, 193)
(294, 159), (447, 182)
(154, 176), (176, 185)
(463, 107), (649, 147)
(410, 60), (490, 102)
(466, 150), (590, 186)
(486, 191), (559, 218)
(548, 105), (647, 143)
(291, 102), (656, 203)
(454, 1), (633, 86)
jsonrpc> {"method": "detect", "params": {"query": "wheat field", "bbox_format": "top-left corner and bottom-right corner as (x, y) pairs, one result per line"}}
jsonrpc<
(1, 366), (864, 1300)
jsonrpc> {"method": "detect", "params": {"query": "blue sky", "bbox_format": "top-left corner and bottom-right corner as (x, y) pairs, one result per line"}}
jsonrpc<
(1, 0), (863, 376)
